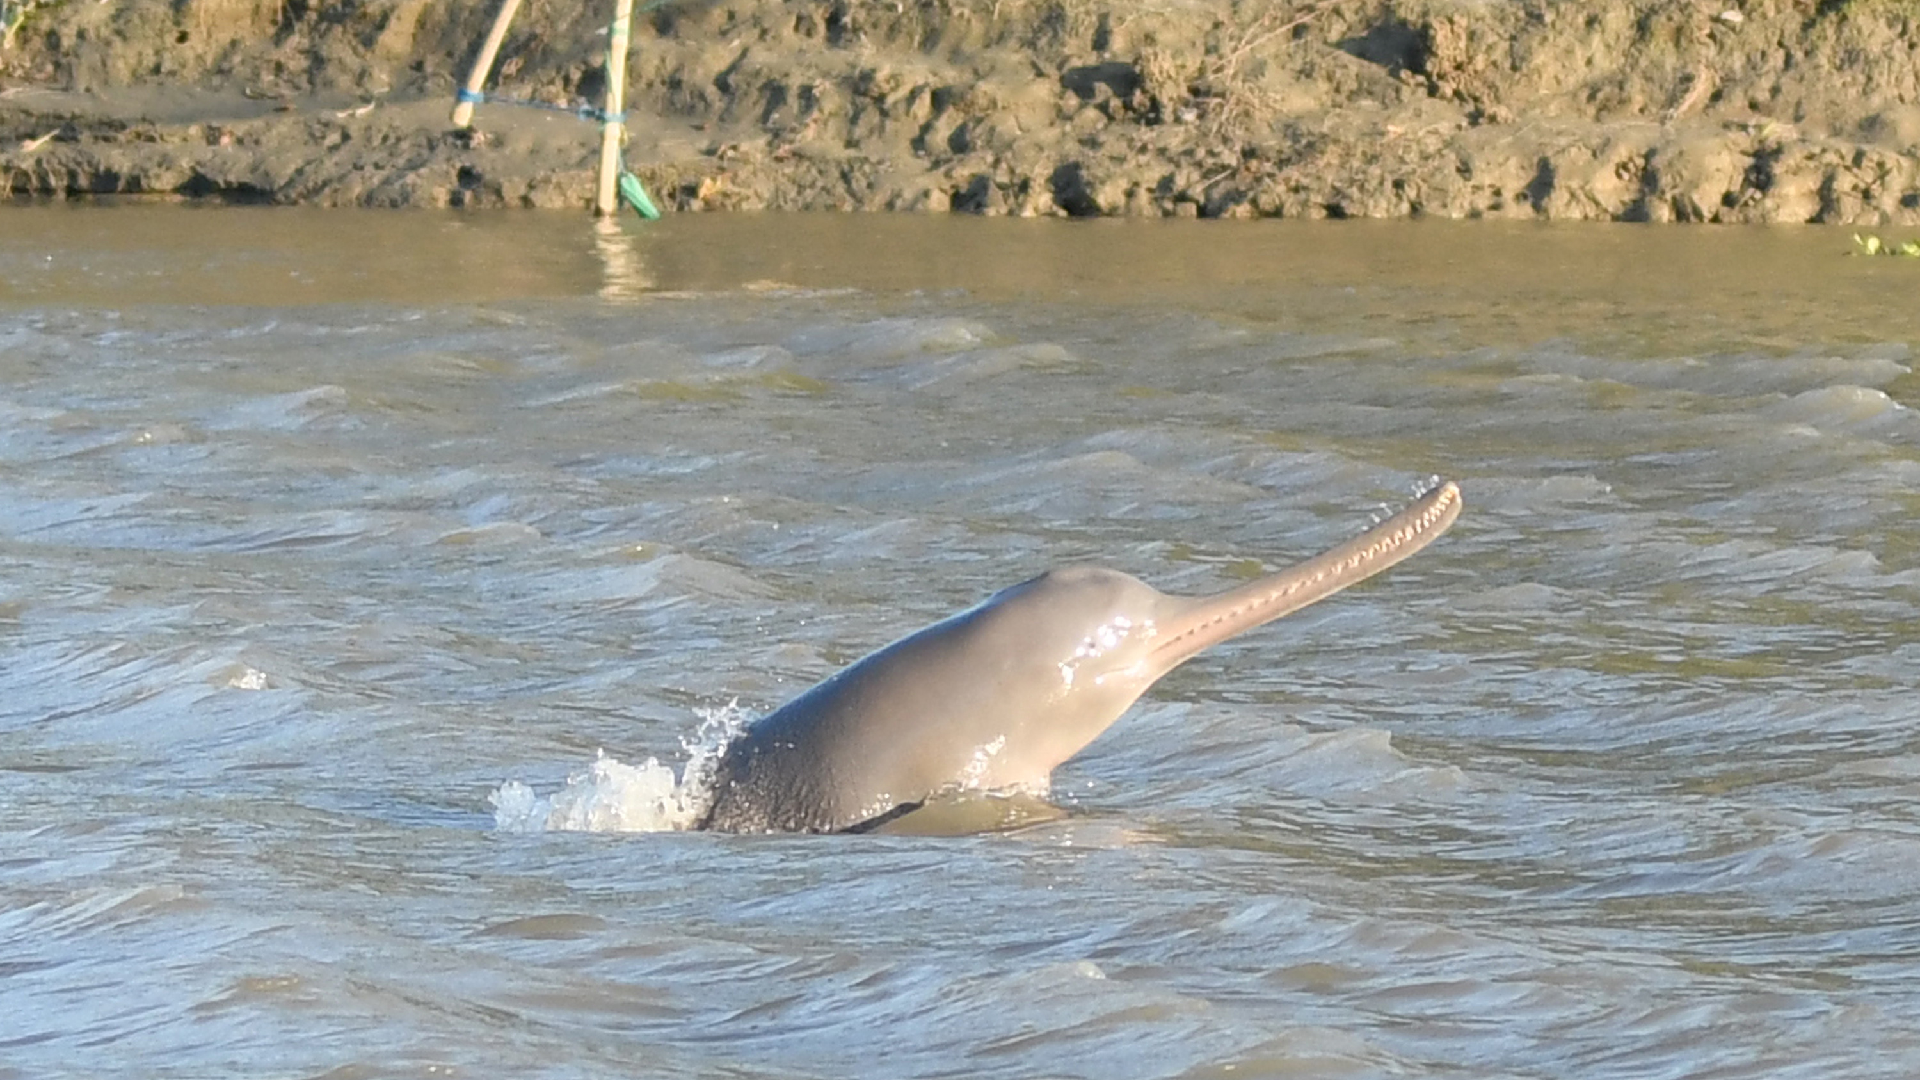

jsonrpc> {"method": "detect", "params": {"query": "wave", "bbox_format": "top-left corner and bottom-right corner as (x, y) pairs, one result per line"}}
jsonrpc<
(490, 704), (749, 834)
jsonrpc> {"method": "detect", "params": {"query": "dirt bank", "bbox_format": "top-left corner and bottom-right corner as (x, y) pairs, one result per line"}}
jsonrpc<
(4, 0), (1920, 222)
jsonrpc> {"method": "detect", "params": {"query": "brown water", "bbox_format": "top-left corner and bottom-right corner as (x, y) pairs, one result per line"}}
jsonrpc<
(3, 206), (1918, 1079)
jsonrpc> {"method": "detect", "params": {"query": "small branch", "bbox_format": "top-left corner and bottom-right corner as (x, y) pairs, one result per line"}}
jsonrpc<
(1221, 0), (1339, 70)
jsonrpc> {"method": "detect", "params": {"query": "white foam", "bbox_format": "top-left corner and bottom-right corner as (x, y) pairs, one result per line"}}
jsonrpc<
(1766, 384), (1910, 433)
(489, 753), (692, 833)
(224, 665), (271, 691)
(490, 703), (751, 834)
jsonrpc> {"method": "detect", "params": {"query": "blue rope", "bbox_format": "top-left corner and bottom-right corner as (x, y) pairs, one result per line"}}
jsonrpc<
(455, 89), (624, 125)
(456, 5), (669, 127)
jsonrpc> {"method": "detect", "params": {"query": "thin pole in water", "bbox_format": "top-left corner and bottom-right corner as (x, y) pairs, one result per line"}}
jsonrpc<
(595, 0), (636, 216)
(451, 0), (525, 129)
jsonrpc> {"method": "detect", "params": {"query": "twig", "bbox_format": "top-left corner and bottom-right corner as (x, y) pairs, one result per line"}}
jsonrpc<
(1201, 1), (1340, 136)
(1220, 0), (1339, 70)
(1664, 62), (1714, 124)
(1198, 163), (1236, 189)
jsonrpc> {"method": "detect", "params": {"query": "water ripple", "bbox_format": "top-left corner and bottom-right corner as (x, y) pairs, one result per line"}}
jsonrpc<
(3, 217), (1917, 1079)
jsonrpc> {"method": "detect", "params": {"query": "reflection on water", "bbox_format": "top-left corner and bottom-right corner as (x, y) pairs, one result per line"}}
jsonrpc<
(592, 216), (653, 301)
(1, 206), (1917, 1079)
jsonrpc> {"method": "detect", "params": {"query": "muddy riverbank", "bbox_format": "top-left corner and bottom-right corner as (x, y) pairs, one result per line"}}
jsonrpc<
(4, 0), (1920, 222)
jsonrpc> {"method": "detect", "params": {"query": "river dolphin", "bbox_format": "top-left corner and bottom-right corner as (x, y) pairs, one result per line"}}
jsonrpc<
(698, 480), (1463, 833)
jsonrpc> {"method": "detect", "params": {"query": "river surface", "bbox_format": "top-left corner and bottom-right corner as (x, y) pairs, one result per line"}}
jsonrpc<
(3, 207), (1918, 1078)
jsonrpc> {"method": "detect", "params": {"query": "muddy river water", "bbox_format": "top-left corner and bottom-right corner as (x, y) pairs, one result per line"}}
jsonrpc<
(2, 208), (1918, 1078)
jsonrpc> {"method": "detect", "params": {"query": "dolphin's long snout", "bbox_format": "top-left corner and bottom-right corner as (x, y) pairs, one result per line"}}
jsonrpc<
(1148, 480), (1463, 669)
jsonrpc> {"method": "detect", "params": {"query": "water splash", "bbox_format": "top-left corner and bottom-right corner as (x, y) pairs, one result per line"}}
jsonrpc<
(489, 703), (751, 834)
(1365, 475), (1449, 527)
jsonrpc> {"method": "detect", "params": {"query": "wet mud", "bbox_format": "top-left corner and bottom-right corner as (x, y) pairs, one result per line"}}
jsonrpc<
(3, 0), (1919, 222)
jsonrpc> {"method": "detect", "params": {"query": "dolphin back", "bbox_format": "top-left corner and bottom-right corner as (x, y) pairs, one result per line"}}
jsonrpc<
(698, 595), (1043, 833)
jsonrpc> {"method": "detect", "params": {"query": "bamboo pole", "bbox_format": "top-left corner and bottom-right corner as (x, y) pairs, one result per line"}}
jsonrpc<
(595, 0), (636, 216)
(451, 0), (524, 129)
